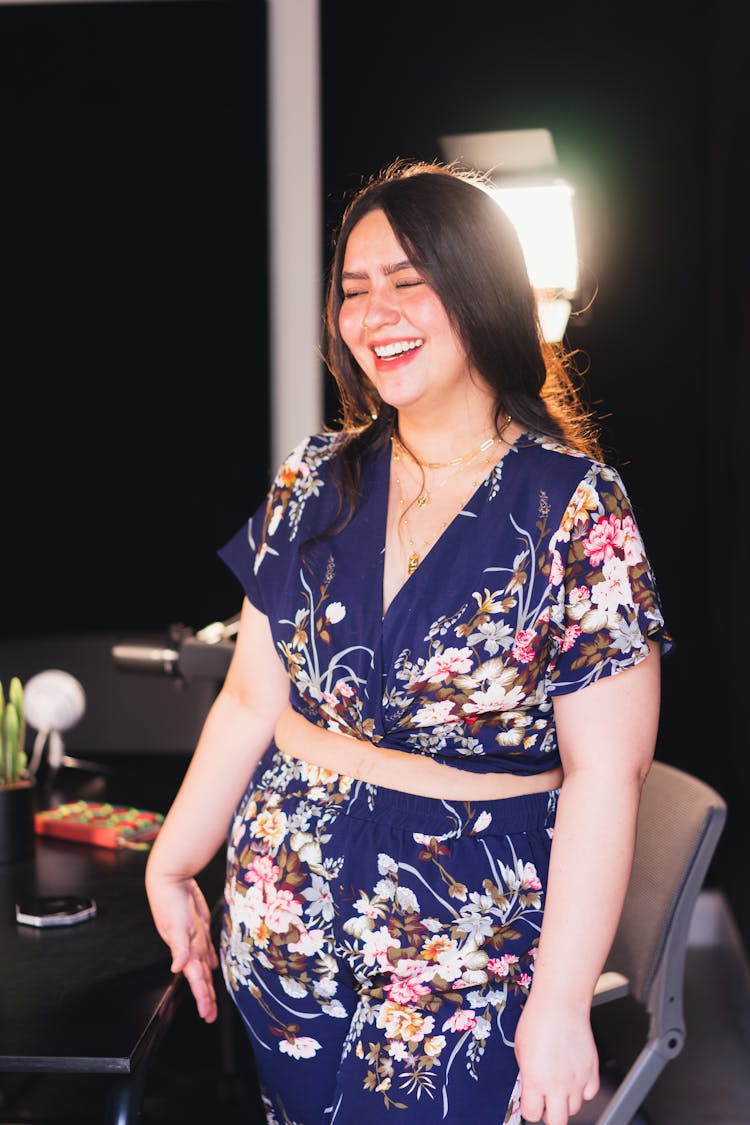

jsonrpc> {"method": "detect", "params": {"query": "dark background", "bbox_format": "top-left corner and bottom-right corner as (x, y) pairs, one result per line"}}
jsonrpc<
(1, 1), (747, 941)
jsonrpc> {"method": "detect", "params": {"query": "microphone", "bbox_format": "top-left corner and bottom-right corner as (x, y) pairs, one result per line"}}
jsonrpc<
(111, 615), (240, 682)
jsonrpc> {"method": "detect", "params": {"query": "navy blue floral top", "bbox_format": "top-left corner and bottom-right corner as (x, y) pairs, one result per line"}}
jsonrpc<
(218, 430), (672, 776)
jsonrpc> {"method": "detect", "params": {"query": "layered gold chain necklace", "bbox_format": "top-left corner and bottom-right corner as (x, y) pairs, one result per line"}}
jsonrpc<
(391, 415), (511, 576)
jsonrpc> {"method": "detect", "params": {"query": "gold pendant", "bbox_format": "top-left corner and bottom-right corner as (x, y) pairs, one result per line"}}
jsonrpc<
(416, 492), (430, 508)
(407, 552), (420, 575)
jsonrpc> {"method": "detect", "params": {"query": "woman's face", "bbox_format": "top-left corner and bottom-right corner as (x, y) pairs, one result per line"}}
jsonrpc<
(338, 209), (477, 418)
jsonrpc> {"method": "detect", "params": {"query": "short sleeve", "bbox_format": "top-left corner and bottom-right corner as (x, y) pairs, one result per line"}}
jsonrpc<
(216, 432), (340, 617)
(217, 496), (269, 614)
(545, 463), (674, 695)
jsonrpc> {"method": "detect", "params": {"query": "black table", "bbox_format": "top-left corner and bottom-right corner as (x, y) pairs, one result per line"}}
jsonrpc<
(0, 777), (223, 1125)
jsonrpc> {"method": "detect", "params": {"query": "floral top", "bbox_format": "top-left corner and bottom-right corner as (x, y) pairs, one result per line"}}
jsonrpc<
(218, 430), (672, 776)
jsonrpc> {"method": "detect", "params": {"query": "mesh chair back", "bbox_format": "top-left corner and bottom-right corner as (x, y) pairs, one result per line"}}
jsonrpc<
(604, 760), (727, 1003)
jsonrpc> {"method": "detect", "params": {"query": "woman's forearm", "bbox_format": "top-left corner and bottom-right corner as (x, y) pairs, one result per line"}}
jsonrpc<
(530, 763), (645, 1010)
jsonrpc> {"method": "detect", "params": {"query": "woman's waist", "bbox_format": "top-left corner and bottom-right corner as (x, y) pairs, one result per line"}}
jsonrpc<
(273, 706), (563, 800)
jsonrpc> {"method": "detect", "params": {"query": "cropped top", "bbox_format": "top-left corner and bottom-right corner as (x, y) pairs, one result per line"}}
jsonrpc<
(218, 430), (673, 776)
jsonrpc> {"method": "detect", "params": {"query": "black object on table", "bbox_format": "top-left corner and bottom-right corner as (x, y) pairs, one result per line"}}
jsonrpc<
(0, 776), (223, 1125)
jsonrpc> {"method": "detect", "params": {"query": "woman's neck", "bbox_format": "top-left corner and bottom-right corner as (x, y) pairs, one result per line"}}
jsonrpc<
(394, 407), (500, 466)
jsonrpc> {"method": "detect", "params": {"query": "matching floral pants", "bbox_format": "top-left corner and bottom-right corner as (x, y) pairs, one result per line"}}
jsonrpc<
(220, 746), (558, 1125)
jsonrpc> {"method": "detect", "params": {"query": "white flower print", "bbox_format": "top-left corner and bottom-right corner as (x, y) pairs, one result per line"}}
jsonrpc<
(279, 975), (307, 998)
(467, 619), (515, 656)
(325, 601), (346, 623)
(474, 810), (492, 833)
(278, 1036), (322, 1059)
(463, 681), (525, 716)
(377, 853), (398, 875)
(590, 555), (633, 616)
(301, 874), (336, 922)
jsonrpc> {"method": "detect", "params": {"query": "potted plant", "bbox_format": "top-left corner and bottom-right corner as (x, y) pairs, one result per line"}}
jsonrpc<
(0, 676), (36, 863)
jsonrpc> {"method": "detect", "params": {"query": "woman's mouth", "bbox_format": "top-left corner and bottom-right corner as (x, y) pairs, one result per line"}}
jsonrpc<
(372, 338), (424, 366)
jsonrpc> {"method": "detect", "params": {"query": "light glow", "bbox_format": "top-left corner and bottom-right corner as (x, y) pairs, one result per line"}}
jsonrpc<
(489, 183), (579, 296)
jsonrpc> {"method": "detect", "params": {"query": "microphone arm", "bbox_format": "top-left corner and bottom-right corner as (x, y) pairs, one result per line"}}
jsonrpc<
(111, 615), (240, 682)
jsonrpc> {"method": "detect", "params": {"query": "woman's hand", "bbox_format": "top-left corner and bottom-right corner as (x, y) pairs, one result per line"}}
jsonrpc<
(514, 994), (600, 1124)
(146, 870), (219, 1023)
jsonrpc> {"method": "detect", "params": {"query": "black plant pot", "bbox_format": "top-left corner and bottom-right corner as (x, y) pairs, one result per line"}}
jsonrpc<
(0, 779), (37, 864)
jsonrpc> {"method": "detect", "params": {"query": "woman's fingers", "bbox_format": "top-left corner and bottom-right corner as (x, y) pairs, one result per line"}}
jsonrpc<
(182, 955), (218, 1023)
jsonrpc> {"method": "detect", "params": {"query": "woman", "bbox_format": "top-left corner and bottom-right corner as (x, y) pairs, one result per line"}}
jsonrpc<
(146, 160), (672, 1125)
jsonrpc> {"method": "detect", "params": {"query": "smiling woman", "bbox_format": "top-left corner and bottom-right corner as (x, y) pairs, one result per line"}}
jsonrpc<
(145, 158), (673, 1125)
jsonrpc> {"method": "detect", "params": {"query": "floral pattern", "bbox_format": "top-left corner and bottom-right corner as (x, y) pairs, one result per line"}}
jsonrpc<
(221, 749), (556, 1122)
(218, 431), (672, 775)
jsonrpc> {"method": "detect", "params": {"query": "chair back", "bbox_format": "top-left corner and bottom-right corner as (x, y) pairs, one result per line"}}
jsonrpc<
(604, 760), (727, 1010)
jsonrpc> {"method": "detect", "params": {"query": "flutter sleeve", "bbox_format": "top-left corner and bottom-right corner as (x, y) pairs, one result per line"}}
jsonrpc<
(216, 432), (338, 616)
(216, 497), (270, 614)
(545, 462), (674, 695)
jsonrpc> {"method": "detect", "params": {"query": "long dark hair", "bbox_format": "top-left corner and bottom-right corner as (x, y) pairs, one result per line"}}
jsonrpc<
(321, 158), (602, 527)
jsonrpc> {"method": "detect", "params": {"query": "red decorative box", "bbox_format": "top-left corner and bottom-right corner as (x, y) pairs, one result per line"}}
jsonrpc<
(34, 800), (164, 850)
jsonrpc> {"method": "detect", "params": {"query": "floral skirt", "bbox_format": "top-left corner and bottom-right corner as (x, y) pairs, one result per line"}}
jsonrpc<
(220, 744), (558, 1125)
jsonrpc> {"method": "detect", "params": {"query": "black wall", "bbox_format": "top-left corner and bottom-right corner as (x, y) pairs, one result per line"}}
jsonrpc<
(2, 1), (747, 940)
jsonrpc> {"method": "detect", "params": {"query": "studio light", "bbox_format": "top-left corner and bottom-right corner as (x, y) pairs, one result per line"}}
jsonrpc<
(439, 128), (580, 342)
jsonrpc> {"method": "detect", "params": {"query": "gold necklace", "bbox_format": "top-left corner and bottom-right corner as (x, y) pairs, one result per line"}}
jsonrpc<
(392, 414), (512, 509)
(393, 449), (495, 576)
(393, 413), (512, 471)
(392, 438), (484, 509)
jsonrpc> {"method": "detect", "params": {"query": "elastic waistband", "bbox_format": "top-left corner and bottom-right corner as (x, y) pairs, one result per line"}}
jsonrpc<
(268, 747), (557, 837)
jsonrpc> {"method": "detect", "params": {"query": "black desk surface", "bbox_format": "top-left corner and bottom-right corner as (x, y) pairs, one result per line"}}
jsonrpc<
(0, 759), (223, 1077)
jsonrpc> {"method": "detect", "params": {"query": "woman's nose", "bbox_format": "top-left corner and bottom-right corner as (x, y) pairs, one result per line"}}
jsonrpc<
(362, 289), (399, 330)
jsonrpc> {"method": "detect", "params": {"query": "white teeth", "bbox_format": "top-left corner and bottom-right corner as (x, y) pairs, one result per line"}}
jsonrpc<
(373, 338), (424, 358)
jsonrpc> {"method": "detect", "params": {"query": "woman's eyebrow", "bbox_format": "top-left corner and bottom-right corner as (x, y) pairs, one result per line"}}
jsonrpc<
(341, 259), (414, 281)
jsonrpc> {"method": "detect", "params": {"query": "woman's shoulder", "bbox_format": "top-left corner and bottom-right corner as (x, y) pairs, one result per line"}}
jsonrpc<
(514, 430), (610, 479)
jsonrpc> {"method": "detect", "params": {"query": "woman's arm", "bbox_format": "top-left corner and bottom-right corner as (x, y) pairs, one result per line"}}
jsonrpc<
(515, 642), (661, 1125)
(145, 596), (290, 1022)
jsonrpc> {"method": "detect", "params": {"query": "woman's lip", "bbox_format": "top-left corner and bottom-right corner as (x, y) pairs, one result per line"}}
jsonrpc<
(371, 347), (422, 373)
(370, 339), (424, 371)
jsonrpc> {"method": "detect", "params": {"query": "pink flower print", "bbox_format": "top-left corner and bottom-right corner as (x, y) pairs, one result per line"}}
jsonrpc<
(518, 973), (532, 987)
(264, 888), (304, 934)
(245, 854), (280, 885)
(486, 958), (509, 978)
(520, 863), (542, 891)
(413, 699), (459, 727)
(442, 1009), (477, 1033)
(385, 976), (431, 1004)
(560, 623), (582, 653)
(583, 514), (624, 567)
(420, 647), (474, 683)
(537, 606), (551, 624)
(393, 957), (429, 979)
(335, 681), (354, 698)
(620, 515), (644, 565)
(502, 954), (519, 966)
(512, 629), (538, 664)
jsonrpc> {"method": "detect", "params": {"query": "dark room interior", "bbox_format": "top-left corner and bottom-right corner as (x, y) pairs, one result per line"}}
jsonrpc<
(1, 1), (748, 1122)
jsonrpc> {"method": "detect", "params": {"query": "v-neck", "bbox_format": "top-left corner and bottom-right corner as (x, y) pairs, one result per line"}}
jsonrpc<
(377, 435), (523, 624)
